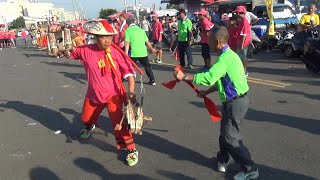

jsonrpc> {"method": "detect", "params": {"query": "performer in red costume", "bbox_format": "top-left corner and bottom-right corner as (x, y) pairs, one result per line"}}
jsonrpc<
(68, 19), (139, 166)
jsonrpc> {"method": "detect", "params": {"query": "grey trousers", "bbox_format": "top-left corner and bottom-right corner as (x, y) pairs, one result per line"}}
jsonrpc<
(217, 94), (255, 171)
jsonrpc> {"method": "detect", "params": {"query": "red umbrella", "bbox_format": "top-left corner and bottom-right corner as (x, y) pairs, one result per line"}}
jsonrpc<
(66, 20), (87, 25)
(162, 66), (221, 122)
(109, 12), (133, 19)
(70, 27), (88, 33)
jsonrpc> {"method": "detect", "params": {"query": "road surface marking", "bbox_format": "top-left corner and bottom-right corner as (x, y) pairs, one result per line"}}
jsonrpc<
(150, 62), (291, 88)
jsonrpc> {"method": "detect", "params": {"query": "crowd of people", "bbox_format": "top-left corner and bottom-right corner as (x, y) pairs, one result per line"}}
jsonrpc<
(1, 4), (318, 180)
(0, 30), (17, 50)
(50, 5), (261, 180)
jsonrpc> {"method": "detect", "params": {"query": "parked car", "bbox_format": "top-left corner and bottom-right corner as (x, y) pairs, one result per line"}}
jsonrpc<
(253, 4), (299, 49)
(253, 4), (299, 30)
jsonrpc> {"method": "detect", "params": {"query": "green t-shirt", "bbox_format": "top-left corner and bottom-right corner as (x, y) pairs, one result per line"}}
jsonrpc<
(178, 18), (192, 42)
(124, 25), (148, 57)
(193, 48), (249, 102)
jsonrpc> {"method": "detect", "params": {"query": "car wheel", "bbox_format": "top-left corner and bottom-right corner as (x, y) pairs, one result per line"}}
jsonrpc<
(284, 45), (294, 57)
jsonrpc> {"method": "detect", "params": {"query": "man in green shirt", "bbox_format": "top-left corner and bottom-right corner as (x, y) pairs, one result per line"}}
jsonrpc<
(173, 26), (259, 180)
(178, 9), (194, 69)
(125, 17), (158, 86)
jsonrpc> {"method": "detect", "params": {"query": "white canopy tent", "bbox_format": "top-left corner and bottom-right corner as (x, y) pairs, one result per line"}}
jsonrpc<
(155, 9), (179, 17)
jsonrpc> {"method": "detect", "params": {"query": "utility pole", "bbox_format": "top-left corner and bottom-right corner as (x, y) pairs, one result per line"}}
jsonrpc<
(135, 0), (140, 23)
(71, 0), (76, 20)
(297, 0), (301, 12)
(124, 0), (127, 12)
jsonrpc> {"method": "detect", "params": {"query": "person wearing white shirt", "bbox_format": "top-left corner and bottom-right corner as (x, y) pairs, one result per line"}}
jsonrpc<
(140, 15), (151, 38)
(245, 10), (259, 25)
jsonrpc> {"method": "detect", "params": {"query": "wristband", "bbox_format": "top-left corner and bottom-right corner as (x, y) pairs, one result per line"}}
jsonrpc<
(183, 75), (188, 81)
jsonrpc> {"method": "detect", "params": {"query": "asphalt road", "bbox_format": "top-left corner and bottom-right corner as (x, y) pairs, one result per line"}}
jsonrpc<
(0, 40), (319, 180)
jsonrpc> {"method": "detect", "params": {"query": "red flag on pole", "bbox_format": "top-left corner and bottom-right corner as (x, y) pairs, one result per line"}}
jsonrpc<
(162, 66), (221, 122)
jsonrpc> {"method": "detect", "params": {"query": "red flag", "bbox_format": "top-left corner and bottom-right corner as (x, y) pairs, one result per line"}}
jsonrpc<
(162, 65), (221, 122)
(162, 66), (181, 89)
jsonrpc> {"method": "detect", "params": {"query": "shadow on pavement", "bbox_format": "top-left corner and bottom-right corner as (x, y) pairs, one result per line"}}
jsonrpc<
(273, 89), (320, 101)
(249, 66), (311, 78)
(42, 62), (83, 68)
(23, 53), (50, 58)
(59, 72), (87, 84)
(74, 157), (154, 180)
(224, 163), (317, 180)
(60, 107), (215, 169)
(246, 108), (320, 135)
(29, 167), (61, 180)
(0, 101), (117, 154)
(156, 170), (197, 180)
(189, 101), (206, 108)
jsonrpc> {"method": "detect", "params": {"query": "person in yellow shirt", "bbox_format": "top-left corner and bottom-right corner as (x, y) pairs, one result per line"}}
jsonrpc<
(300, 4), (319, 28)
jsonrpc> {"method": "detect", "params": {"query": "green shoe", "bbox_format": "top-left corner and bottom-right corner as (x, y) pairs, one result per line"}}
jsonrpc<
(126, 149), (139, 166)
(80, 124), (95, 139)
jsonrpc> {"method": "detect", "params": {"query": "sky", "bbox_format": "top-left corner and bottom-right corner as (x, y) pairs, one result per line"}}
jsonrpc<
(41, 0), (166, 18)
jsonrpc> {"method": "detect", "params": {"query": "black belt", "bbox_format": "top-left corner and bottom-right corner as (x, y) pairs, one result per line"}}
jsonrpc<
(229, 92), (247, 102)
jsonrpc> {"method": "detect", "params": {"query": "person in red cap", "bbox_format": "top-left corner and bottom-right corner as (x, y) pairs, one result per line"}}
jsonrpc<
(197, 8), (214, 71)
(234, 5), (251, 75)
(150, 13), (164, 63)
(63, 19), (139, 166)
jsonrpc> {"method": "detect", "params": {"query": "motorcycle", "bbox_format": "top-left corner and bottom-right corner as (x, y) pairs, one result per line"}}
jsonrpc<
(303, 38), (320, 74)
(282, 23), (318, 57)
(248, 30), (262, 58)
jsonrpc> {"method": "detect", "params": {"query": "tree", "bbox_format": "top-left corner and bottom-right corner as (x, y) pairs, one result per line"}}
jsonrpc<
(312, 0), (320, 6)
(9, 16), (25, 29)
(139, 11), (149, 19)
(99, 8), (117, 19)
(166, 3), (180, 10)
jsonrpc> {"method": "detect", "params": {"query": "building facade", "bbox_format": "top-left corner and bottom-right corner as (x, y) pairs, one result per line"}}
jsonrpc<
(0, 0), (80, 24)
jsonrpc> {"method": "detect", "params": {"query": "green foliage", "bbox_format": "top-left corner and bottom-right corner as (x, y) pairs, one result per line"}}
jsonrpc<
(139, 11), (149, 19)
(312, 0), (320, 6)
(9, 16), (25, 29)
(99, 8), (117, 19)
(166, 3), (180, 10)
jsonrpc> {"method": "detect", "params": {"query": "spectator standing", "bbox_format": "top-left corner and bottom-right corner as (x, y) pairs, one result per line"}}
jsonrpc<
(244, 8), (259, 26)
(211, 6), (221, 26)
(300, 4), (319, 28)
(227, 16), (239, 51)
(21, 30), (27, 46)
(150, 13), (164, 63)
(9, 31), (16, 48)
(118, 14), (128, 49)
(0, 31), (4, 50)
(169, 16), (178, 52)
(125, 17), (158, 86)
(177, 9), (194, 69)
(140, 15), (151, 38)
(234, 6), (252, 75)
(112, 19), (120, 44)
(197, 8), (214, 71)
